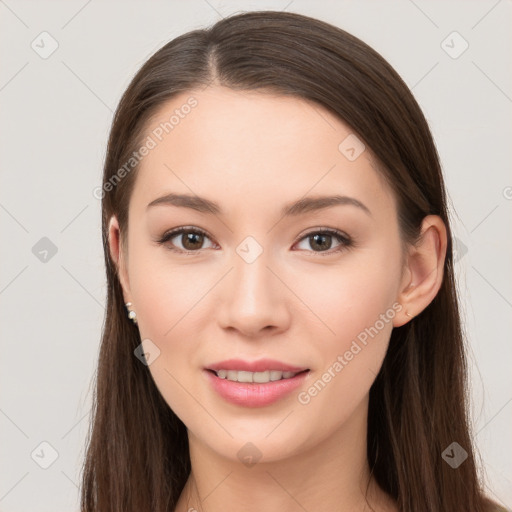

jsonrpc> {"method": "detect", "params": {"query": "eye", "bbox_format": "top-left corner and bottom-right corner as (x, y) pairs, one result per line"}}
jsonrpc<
(293, 228), (353, 255)
(157, 226), (353, 256)
(157, 227), (216, 253)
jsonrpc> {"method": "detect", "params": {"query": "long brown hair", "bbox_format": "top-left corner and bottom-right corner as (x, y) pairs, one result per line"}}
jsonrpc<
(81, 10), (502, 512)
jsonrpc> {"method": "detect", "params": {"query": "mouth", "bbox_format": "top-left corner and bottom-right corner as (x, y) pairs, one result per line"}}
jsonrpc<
(205, 358), (310, 382)
(206, 368), (310, 383)
(204, 368), (311, 407)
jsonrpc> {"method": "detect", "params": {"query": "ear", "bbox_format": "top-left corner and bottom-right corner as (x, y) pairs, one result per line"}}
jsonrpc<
(393, 215), (448, 327)
(108, 215), (131, 303)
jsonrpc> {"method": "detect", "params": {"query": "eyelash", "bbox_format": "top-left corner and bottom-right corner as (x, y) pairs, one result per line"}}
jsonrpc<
(157, 226), (354, 257)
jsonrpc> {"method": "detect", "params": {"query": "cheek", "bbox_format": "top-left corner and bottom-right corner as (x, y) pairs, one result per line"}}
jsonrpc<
(130, 266), (204, 428)
(291, 249), (400, 419)
(294, 247), (401, 349)
(128, 238), (209, 341)
(127, 245), (219, 425)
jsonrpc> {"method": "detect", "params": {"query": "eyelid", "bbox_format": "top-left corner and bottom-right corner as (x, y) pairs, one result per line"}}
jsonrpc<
(157, 226), (217, 253)
(295, 226), (350, 243)
(157, 226), (353, 255)
(292, 227), (353, 256)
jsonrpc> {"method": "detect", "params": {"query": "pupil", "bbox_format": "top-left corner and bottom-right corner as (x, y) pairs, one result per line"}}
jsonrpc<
(311, 234), (331, 251)
(183, 232), (203, 250)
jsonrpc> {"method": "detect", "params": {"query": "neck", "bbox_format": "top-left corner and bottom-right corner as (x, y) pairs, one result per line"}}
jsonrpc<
(174, 397), (397, 512)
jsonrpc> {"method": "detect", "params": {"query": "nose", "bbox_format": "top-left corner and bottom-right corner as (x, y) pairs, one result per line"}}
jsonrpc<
(216, 249), (291, 338)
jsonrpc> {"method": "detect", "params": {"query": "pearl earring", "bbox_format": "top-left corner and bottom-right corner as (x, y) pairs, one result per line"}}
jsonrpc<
(125, 302), (138, 324)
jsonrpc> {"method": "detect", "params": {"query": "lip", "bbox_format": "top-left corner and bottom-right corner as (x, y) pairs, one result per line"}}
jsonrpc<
(205, 358), (309, 373)
(204, 368), (310, 407)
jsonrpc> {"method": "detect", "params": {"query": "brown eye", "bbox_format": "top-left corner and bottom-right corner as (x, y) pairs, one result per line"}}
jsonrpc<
(180, 231), (205, 250)
(295, 229), (352, 255)
(158, 227), (215, 253)
(309, 233), (333, 251)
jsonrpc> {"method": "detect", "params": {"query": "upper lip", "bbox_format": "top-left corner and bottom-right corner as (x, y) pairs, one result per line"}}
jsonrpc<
(206, 358), (309, 373)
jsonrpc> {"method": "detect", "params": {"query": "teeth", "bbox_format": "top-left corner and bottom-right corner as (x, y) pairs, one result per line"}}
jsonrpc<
(214, 369), (300, 383)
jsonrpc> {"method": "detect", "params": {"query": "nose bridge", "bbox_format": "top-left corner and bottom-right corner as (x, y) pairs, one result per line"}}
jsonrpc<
(217, 236), (290, 335)
(232, 241), (276, 310)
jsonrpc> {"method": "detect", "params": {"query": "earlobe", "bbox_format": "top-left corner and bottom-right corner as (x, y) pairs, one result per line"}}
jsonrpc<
(393, 215), (447, 327)
(108, 215), (131, 300)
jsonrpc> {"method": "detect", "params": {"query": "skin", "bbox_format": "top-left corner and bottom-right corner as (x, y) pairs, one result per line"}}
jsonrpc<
(108, 85), (447, 512)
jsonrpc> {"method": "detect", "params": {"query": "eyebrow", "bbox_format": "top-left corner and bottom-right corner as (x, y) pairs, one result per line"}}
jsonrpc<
(146, 192), (371, 217)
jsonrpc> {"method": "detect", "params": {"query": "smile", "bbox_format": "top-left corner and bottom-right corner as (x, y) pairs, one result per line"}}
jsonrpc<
(212, 369), (306, 383)
(204, 368), (310, 407)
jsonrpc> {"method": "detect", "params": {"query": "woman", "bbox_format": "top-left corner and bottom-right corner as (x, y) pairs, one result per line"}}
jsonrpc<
(81, 10), (505, 512)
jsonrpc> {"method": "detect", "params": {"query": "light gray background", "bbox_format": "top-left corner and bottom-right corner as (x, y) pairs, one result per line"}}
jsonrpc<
(1, 1), (511, 510)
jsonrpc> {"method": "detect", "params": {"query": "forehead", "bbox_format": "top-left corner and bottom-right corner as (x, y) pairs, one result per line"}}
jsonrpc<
(132, 86), (395, 218)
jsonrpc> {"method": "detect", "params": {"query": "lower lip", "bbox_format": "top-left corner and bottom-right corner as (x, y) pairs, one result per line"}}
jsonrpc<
(204, 369), (309, 407)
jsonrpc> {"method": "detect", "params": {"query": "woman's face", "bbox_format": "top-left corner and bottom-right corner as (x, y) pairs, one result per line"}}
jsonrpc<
(113, 86), (411, 463)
